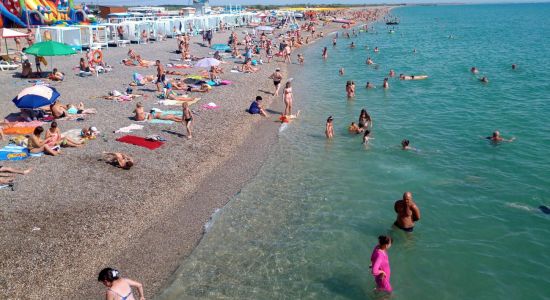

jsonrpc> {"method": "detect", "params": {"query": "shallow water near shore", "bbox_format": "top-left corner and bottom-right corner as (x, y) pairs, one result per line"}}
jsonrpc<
(160, 4), (550, 299)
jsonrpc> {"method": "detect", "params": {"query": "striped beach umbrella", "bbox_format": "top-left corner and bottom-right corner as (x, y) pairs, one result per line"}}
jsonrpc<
(12, 85), (60, 109)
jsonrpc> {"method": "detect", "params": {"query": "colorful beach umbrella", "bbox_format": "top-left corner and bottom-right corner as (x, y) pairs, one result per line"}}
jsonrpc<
(12, 85), (60, 109)
(195, 58), (221, 68)
(24, 41), (76, 57)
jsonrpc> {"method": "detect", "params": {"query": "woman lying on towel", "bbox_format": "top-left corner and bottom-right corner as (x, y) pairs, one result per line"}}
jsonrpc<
(0, 166), (32, 184)
(48, 68), (64, 81)
(28, 126), (60, 156)
(102, 152), (134, 170)
(129, 73), (155, 86)
(136, 55), (156, 67)
(166, 70), (189, 76)
(148, 108), (183, 122)
(45, 121), (83, 148)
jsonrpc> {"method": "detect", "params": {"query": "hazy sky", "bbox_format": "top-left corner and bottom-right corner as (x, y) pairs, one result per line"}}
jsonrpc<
(78, 0), (550, 5)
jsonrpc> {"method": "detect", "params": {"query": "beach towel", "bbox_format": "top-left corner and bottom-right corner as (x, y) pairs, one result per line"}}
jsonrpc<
(149, 119), (174, 124)
(2, 127), (36, 135)
(10, 121), (44, 128)
(115, 124), (144, 134)
(0, 145), (29, 161)
(158, 98), (200, 106)
(116, 135), (164, 150)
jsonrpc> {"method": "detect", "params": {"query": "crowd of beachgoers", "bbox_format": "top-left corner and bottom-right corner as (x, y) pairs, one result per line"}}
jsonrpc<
(0, 7), (397, 299)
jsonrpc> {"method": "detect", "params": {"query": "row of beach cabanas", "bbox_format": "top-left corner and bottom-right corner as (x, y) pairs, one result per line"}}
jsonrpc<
(32, 12), (260, 51)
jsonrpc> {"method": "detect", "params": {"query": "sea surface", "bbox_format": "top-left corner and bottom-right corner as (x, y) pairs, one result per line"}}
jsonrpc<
(160, 4), (550, 299)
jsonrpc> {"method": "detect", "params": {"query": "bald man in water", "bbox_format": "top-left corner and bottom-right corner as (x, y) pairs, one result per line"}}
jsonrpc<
(394, 192), (421, 232)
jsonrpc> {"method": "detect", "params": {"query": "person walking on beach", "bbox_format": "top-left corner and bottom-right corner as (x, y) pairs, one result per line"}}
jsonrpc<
(325, 116), (334, 139)
(283, 81), (293, 116)
(182, 102), (193, 139)
(370, 235), (393, 293)
(155, 60), (165, 93)
(269, 68), (283, 96)
(98, 267), (145, 300)
(394, 192), (420, 232)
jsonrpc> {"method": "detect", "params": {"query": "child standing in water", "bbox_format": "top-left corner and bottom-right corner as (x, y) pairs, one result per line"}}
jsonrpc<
(370, 236), (393, 293)
(325, 116), (334, 139)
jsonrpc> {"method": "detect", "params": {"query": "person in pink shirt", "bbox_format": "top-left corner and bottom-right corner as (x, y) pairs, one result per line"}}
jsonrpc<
(370, 235), (393, 293)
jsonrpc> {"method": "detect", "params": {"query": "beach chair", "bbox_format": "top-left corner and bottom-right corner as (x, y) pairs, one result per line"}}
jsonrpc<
(0, 61), (20, 71)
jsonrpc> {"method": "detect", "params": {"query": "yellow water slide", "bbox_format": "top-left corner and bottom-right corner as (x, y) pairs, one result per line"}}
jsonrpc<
(25, 0), (61, 22)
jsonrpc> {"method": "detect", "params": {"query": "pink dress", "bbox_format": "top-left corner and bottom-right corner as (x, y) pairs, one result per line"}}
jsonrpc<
(370, 246), (392, 292)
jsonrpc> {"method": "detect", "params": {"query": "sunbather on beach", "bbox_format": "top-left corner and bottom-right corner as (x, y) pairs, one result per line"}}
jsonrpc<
(148, 109), (183, 122)
(50, 102), (68, 119)
(129, 73), (154, 86)
(102, 153), (134, 170)
(66, 103), (96, 115)
(20, 60), (34, 78)
(137, 56), (155, 67)
(45, 121), (83, 148)
(127, 48), (137, 60)
(133, 102), (148, 121)
(242, 59), (258, 73)
(48, 68), (64, 81)
(0, 166), (32, 184)
(79, 57), (94, 73)
(28, 126), (60, 156)
(121, 59), (139, 67)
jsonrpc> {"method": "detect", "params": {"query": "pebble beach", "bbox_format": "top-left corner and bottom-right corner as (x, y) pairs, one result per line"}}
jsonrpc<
(0, 8), (390, 298)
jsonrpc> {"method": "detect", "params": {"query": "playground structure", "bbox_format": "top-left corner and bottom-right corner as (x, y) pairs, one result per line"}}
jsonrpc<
(0, 0), (90, 28)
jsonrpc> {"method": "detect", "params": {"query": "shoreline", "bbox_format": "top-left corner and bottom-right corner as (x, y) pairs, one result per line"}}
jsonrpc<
(0, 7), (391, 299)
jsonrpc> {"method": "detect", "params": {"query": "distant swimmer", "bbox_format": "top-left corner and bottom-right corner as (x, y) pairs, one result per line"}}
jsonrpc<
(480, 76), (489, 83)
(363, 130), (373, 145)
(333, 38), (337, 47)
(366, 81), (376, 89)
(401, 139), (417, 151)
(348, 122), (361, 134)
(366, 57), (374, 65)
(394, 192), (420, 232)
(383, 78), (389, 89)
(350, 42), (356, 48)
(374, 47), (380, 53)
(470, 67), (479, 74)
(485, 131), (515, 143)
(325, 116), (334, 139)
(413, 48), (417, 53)
(389, 69), (395, 77)
(512, 64), (517, 70)
(339, 67), (345, 76)
(399, 74), (428, 80)
(322, 47), (328, 60)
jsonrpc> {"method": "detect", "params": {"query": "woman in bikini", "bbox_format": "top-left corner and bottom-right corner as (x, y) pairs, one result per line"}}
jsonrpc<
(283, 81), (294, 117)
(358, 109), (373, 130)
(102, 153), (134, 170)
(45, 122), (83, 148)
(98, 267), (144, 300)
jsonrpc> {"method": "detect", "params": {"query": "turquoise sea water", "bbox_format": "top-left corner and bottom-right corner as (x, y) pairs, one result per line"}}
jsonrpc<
(161, 4), (550, 299)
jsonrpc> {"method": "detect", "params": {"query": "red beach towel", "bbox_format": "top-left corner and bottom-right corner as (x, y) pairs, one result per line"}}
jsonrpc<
(116, 135), (164, 150)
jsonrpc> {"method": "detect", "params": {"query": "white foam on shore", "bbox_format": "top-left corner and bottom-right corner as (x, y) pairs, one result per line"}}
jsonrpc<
(203, 208), (222, 233)
(506, 202), (535, 212)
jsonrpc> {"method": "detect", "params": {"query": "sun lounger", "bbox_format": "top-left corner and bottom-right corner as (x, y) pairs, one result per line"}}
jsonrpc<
(0, 61), (20, 71)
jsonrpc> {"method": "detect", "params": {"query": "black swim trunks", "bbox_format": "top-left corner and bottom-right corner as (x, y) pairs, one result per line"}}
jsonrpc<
(273, 80), (281, 86)
(185, 117), (193, 123)
(394, 221), (414, 232)
(157, 74), (165, 83)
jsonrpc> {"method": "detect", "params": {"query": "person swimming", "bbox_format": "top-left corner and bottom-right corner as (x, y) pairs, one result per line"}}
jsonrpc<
(480, 76), (489, 83)
(401, 139), (418, 151)
(350, 42), (356, 48)
(470, 67), (479, 74)
(366, 57), (374, 65)
(366, 81), (375, 89)
(339, 67), (345, 76)
(485, 130), (515, 143)
(383, 78), (389, 89)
